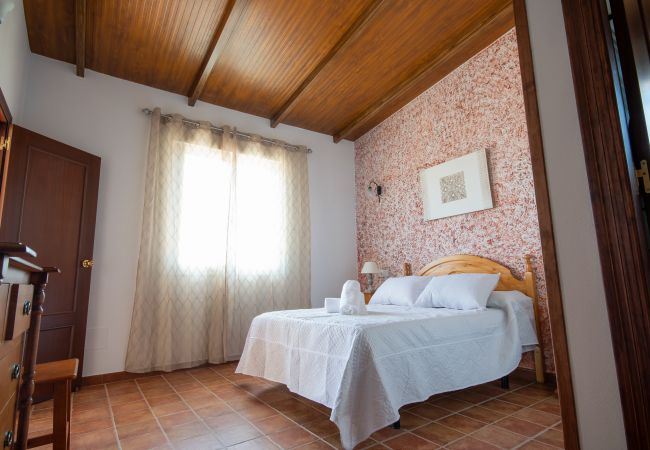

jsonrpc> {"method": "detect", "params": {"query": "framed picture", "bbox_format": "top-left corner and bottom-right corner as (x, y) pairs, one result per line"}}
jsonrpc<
(419, 149), (493, 220)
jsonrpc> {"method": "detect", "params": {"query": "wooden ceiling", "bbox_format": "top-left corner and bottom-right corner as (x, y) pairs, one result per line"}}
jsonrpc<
(23, 0), (514, 142)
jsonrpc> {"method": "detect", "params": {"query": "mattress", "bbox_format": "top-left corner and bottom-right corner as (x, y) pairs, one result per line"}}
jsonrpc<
(236, 296), (538, 449)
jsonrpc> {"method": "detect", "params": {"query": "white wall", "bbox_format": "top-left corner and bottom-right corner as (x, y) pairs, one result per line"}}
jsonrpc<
(525, 0), (627, 448)
(0, 0), (30, 121)
(20, 55), (358, 376)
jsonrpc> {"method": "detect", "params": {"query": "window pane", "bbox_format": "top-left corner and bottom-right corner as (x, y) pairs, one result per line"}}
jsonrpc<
(235, 153), (284, 274)
(178, 144), (231, 269)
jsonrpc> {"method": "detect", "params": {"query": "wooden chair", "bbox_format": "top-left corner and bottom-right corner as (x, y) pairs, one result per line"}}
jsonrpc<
(27, 359), (79, 450)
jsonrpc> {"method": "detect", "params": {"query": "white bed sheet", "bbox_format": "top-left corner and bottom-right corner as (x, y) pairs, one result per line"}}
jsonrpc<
(236, 297), (537, 449)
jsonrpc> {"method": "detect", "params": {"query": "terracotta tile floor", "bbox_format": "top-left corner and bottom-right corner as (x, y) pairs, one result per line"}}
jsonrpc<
(29, 363), (563, 450)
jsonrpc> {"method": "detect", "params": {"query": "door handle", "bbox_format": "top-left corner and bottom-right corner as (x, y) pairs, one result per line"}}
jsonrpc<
(81, 259), (94, 269)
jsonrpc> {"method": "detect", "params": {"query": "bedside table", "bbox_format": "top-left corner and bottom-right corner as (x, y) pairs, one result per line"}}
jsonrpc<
(363, 292), (373, 304)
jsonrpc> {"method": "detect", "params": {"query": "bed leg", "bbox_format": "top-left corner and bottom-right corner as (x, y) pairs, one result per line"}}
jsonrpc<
(500, 375), (510, 389)
(392, 419), (401, 429)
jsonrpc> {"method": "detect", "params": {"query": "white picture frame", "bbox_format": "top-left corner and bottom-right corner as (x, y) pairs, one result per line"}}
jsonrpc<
(419, 149), (493, 220)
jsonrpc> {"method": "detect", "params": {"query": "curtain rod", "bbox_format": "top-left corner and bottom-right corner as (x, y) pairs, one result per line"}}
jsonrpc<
(141, 108), (312, 154)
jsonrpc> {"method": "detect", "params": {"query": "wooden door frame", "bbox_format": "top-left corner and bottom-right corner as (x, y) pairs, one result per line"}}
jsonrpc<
(560, 0), (650, 448)
(512, 1), (580, 449)
(0, 88), (12, 225)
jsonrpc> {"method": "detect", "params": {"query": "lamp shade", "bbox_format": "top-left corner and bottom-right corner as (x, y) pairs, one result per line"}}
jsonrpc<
(361, 261), (381, 274)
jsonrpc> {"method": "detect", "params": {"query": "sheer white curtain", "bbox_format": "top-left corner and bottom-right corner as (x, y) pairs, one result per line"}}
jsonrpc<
(125, 108), (310, 372)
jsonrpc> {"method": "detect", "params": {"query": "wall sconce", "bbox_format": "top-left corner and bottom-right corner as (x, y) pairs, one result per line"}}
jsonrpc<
(367, 181), (382, 202)
(0, 0), (15, 24)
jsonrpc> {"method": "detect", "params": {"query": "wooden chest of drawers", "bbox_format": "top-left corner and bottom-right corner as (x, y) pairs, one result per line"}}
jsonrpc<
(0, 244), (57, 449)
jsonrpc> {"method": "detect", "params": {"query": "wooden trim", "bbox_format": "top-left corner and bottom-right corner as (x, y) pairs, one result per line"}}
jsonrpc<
(512, 1), (580, 448)
(81, 364), (217, 386)
(81, 370), (159, 386)
(332, 2), (513, 143)
(188, 0), (247, 107)
(270, 0), (386, 128)
(74, 0), (86, 77)
(0, 88), (12, 227)
(561, 0), (650, 447)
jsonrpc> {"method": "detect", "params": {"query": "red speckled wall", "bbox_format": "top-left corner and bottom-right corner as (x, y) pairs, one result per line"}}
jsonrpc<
(354, 29), (554, 372)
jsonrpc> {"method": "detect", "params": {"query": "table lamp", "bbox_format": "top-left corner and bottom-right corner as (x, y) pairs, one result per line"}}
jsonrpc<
(361, 261), (381, 292)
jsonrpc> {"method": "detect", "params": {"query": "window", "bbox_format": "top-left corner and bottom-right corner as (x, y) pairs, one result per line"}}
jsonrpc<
(177, 143), (285, 274)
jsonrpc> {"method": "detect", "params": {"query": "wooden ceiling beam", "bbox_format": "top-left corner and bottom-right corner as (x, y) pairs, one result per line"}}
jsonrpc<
(75, 0), (86, 77)
(332, 2), (513, 143)
(269, 0), (386, 128)
(188, 0), (247, 107)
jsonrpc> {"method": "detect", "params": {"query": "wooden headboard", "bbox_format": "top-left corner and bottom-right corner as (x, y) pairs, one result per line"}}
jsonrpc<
(404, 254), (545, 383)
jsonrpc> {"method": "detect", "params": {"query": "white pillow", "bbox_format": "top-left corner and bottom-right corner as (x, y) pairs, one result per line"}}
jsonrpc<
(414, 273), (500, 310)
(369, 276), (432, 306)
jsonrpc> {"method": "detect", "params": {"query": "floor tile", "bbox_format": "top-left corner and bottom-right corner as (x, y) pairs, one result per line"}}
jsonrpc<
(116, 418), (161, 440)
(531, 400), (562, 416)
(437, 414), (485, 434)
(70, 428), (118, 449)
(164, 419), (211, 442)
(146, 393), (182, 407)
(238, 403), (278, 421)
(512, 408), (561, 427)
(518, 441), (557, 449)
(459, 406), (505, 424)
(383, 433), (439, 449)
(494, 417), (546, 437)
(480, 399), (523, 415)
(213, 423), (262, 446)
(228, 436), (280, 450)
(409, 404), (450, 421)
(109, 391), (145, 405)
(498, 392), (539, 407)
(113, 408), (155, 425)
(412, 422), (464, 446)
(159, 411), (198, 431)
(173, 432), (223, 449)
(535, 429), (564, 448)
(151, 399), (190, 417)
(446, 436), (500, 450)
(267, 425), (317, 449)
(119, 429), (168, 450)
(449, 391), (492, 405)
(293, 441), (335, 450)
(194, 401), (231, 419)
(255, 414), (299, 435)
(111, 399), (148, 417)
(369, 425), (403, 442)
(298, 416), (338, 438)
(203, 411), (249, 431)
(471, 425), (528, 448)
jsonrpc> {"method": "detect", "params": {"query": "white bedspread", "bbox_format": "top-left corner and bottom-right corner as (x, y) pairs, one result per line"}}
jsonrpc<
(236, 297), (537, 449)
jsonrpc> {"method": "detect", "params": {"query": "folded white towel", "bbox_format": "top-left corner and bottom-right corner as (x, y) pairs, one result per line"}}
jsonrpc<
(324, 298), (340, 313)
(339, 280), (367, 315)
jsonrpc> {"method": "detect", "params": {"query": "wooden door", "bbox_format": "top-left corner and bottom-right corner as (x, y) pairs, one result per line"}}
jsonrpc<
(0, 126), (100, 387)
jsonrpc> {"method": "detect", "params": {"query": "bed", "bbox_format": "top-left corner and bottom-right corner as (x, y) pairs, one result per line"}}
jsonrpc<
(236, 255), (545, 449)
